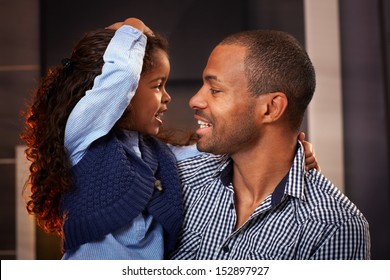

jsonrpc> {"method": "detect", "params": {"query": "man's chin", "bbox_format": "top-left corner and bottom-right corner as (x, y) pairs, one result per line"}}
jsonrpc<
(196, 141), (223, 155)
(195, 140), (208, 153)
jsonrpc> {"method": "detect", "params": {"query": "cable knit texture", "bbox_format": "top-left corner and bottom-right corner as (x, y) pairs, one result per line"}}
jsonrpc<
(61, 129), (183, 254)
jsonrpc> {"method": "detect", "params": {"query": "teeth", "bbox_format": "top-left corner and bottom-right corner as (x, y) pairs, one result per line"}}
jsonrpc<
(156, 112), (163, 119)
(198, 120), (211, 128)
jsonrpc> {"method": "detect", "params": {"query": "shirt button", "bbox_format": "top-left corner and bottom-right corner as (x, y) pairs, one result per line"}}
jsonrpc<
(222, 245), (230, 253)
(154, 180), (163, 191)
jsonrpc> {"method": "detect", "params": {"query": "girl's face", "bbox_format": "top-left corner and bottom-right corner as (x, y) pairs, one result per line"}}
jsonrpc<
(125, 49), (171, 135)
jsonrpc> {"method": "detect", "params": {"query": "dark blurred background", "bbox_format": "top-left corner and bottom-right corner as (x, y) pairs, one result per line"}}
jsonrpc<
(1, 0), (389, 259)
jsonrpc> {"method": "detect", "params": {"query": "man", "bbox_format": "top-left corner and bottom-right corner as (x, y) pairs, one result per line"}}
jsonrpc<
(170, 30), (370, 259)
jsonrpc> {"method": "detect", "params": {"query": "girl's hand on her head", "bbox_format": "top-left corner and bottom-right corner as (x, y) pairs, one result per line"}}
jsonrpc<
(299, 132), (321, 172)
(106, 17), (153, 36)
(106, 21), (124, 30)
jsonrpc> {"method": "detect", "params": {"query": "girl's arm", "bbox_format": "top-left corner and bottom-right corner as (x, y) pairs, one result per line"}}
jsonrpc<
(64, 24), (146, 166)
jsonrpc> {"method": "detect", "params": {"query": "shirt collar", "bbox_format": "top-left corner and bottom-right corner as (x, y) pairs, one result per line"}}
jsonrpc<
(284, 141), (306, 201)
(271, 172), (289, 207)
(217, 140), (306, 202)
(117, 129), (141, 158)
(220, 158), (233, 186)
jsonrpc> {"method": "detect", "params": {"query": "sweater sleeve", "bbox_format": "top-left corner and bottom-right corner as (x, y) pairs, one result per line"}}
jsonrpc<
(64, 25), (147, 166)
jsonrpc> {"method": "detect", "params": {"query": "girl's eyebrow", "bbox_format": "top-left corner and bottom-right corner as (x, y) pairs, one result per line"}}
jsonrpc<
(148, 76), (167, 84)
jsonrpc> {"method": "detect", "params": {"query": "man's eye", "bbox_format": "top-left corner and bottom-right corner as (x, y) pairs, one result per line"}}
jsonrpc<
(210, 89), (221, 94)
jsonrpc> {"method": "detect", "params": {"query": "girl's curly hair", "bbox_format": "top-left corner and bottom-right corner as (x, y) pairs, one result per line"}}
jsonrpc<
(20, 27), (169, 236)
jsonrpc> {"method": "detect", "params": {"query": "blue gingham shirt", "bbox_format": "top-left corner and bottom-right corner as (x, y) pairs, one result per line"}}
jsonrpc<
(170, 142), (371, 259)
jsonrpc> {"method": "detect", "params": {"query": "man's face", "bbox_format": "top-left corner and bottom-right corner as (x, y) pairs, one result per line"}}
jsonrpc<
(189, 44), (261, 155)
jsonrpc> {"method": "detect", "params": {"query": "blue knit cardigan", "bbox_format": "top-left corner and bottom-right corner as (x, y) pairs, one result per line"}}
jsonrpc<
(60, 129), (183, 254)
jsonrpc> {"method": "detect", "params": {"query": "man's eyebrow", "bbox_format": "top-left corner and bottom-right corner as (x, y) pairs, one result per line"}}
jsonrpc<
(204, 75), (221, 82)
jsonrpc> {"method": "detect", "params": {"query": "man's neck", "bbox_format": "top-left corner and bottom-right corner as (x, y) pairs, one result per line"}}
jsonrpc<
(231, 134), (296, 229)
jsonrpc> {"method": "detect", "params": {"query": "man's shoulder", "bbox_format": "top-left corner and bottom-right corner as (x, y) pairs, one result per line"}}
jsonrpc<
(303, 170), (367, 224)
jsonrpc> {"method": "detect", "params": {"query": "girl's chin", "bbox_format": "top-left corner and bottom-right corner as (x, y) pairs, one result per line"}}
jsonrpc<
(148, 127), (160, 136)
(138, 124), (161, 136)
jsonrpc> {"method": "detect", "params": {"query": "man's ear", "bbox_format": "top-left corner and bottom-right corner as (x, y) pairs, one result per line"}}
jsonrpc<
(261, 92), (288, 123)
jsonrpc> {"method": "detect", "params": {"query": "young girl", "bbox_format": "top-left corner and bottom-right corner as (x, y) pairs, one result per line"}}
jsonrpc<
(21, 18), (187, 259)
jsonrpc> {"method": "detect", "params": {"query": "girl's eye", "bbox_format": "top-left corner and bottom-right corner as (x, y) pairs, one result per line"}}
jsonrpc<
(154, 85), (162, 90)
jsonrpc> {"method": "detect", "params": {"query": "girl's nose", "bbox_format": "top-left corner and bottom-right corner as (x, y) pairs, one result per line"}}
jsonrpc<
(162, 90), (171, 104)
